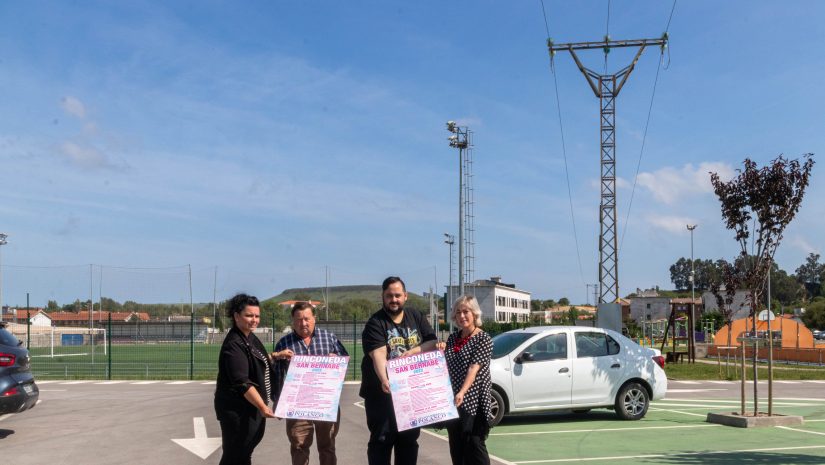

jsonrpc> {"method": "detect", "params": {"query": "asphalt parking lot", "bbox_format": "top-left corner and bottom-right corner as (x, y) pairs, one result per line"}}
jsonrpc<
(2, 380), (825, 464)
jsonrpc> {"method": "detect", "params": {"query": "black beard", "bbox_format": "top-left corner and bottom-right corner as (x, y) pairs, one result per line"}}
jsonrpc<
(384, 306), (403, 316)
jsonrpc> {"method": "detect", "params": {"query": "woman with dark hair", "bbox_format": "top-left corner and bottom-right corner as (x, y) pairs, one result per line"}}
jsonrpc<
(439, 295), (493, 465)
(214, 293), (275, 465)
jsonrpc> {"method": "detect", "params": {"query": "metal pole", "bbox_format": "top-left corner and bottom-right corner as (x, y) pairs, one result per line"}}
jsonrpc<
(107, 313), (112, 380)
(458, 143), (465, 299)
(444, 233), (455, 332)
(687, 225), (697, 363)
(212, 266), (218, 335)
(189, 264), (194, 380)
(26, 293), (30, 349)
(0, 233), (7, 323)
(768, 267), (773, 416)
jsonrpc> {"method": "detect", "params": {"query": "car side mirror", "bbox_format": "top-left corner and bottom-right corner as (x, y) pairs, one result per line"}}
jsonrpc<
(515, 351), (534, 364)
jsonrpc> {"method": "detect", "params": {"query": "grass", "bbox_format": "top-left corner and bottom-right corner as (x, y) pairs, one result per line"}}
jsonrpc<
(665, 358), (825, 380)
(29, 341), (365, 381)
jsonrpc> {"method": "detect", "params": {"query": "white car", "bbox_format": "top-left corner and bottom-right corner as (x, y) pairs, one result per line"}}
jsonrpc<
(488, 326), (667, 426)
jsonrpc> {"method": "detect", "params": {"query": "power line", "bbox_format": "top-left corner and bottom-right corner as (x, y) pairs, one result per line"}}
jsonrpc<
(541, 0), (587, 288)
(618, 0), (677, 251)
(619, 53), (664, 251)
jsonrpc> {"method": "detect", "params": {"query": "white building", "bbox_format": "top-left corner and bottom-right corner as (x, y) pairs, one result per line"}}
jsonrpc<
(449, 276), (531, 323)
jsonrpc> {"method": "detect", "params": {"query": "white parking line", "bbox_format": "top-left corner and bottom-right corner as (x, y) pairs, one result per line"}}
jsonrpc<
(201, 381), (216, 385)
(95, 381), (127, 385)
(777, 426), (825, 436)
(665, 389), (727, 393)
(34, 380), (60, 384)
(670, 380), (700, 385)
(489, 424), (720, 436)
(706, 381), (735, 384)
(166, 381), (194, 385)
(648, 407), (707, 417)
(60, 380), (94, 384)
(130, 381), (161, 384)
(773, 380), (802, 384)
(420, 428), (515, 465)
(511, 445), (825, 464)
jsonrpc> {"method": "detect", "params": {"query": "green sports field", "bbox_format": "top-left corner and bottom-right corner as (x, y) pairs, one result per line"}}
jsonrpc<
(29, 341), (366, 380)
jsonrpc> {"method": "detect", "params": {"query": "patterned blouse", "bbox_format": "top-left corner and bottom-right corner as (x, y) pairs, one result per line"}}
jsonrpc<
(444, 329), (493, 423)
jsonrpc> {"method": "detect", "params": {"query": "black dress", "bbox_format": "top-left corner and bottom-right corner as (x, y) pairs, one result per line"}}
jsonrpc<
(444, 329), (493, 465)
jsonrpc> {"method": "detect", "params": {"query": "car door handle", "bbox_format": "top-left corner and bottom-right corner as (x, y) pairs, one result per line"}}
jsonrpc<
(611, 363), (621, 369)
(559, 367), (569, 373)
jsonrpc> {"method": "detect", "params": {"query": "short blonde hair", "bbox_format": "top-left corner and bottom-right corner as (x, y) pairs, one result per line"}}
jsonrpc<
(451, 295), (483, 327)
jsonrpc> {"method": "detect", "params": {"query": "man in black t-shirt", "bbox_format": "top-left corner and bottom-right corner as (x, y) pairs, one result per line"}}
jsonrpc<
(360, 276), (438, 465)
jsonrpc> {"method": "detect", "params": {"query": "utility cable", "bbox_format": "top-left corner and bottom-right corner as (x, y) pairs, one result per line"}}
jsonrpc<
(618, 0), (677, 251)
(540, 0), (587, 288)
(604, 0), (611, 74)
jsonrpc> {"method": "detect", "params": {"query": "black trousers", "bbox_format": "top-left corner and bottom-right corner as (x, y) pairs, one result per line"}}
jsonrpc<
(364, 394), (421, 465)
(217, 407), (266, 465)
(446, 412), (490, 465)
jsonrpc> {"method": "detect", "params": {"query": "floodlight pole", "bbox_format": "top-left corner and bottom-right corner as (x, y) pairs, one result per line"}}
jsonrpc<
(687, 224), (697, 363)
(548, 36), (667, 304)
(444, 233), (455, 332)
(446, 122), (470, 299)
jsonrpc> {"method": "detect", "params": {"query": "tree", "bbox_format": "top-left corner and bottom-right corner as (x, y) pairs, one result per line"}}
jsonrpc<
(801, 300), (825, 331)
(769, 264), (804, 307)
(670, 257), (692, 291)
(558, 297), (570, 306)
(795, 253), (823, 300)
(710, 154), (815, 416)
(46, 300), (59, 311)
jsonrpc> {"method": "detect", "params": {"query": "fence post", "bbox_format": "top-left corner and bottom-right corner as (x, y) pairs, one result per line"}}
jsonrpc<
(107, 313), (112, 380)
(26, 293), (31, 349)
(352, 316), (357, 381)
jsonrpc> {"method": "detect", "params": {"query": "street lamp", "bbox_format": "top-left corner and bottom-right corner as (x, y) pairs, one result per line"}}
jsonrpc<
(0, 233), (7, 323)
(444, 233), (455, 332)
(687, 224), (697, 363)
(446, 121), (469, 299)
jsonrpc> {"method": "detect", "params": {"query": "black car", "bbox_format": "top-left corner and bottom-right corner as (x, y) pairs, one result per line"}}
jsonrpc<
(0, 322), (39, 415)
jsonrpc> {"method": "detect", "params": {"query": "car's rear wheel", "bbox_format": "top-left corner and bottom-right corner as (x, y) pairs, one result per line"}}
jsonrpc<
(614, 382), (649, 420)
(489, 389), (505, 427)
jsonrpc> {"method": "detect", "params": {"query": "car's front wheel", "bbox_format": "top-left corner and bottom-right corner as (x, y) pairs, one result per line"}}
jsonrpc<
(489, 389), (505, 427)
(614, 382), (649, 420)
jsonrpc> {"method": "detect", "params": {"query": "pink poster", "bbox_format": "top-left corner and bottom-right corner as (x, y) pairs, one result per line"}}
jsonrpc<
(387, 351), (459, 431)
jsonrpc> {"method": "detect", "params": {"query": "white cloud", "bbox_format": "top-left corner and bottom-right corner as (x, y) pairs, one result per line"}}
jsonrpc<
(636, 162), (735, 205)
(61, 96), (86, 119)
(789, 235), (819, 255)
(59, 141), (121, 170)
(645, 214), (700, 234)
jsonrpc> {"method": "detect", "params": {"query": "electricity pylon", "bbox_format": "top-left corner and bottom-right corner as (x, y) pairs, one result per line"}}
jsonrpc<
(548, 36), (667, 304)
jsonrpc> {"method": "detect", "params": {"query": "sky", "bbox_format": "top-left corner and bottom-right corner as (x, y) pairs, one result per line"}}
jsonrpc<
(1, 1), (824, 307)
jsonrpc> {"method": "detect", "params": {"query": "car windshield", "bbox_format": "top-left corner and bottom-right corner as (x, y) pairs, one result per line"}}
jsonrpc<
(491, 332), (534, 359)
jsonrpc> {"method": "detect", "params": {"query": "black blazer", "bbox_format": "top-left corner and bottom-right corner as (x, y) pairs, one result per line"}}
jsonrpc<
(214, 326), (274, 417)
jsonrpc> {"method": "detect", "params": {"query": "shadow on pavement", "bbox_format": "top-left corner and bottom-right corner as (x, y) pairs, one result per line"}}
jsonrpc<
(494, 409), (695, 426)
(0, 429), (15, 439)
(643, 451), (825, 465)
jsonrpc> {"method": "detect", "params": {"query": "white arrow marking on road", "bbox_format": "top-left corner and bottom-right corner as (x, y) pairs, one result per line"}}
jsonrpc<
(172, 417), (221, 460)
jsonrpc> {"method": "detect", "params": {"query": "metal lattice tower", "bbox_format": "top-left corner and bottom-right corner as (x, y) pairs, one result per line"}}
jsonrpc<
(463, 133), (475, 286)
(549, 37), (666, 304)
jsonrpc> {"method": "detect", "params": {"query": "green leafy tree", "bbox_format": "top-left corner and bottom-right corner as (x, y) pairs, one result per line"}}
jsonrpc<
(795, 253), (824, 300)
(801, 300), (825, 331)
(558, 297), (570, 306)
